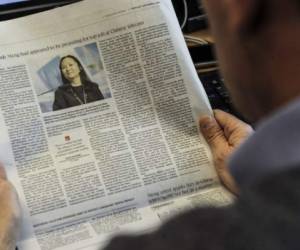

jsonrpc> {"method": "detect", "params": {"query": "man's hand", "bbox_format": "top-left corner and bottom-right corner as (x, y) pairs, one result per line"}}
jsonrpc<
(0, 165), (21, 250)
(199, 110), (253, 194)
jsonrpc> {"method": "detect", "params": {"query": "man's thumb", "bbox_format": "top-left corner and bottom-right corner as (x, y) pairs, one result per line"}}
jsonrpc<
(199, 116), (226, 150)
(0, 163), (7, 180)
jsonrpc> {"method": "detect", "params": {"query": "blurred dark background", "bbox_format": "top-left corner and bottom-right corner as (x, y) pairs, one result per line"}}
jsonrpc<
(171, 0), (207, 32)
(0, 0), (80, 21)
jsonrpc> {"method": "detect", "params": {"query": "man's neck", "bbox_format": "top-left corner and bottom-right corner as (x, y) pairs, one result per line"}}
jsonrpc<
(248, 18), (300, 121)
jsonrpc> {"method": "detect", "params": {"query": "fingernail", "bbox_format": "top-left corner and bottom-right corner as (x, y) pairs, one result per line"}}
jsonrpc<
(200, 116), (214, 130)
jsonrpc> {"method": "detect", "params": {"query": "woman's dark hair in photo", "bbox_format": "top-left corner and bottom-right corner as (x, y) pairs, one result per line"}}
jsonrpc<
(59, 55), (91, 85)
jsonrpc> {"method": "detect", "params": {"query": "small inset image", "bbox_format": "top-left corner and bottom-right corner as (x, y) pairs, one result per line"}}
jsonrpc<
(32, 42), (111, 113)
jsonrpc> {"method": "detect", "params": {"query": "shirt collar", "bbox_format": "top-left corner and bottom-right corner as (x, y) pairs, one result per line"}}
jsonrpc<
(229, 97), (300, 188)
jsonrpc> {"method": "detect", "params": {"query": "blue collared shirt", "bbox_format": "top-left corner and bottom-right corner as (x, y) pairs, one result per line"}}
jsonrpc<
(229, 98), (300, 188)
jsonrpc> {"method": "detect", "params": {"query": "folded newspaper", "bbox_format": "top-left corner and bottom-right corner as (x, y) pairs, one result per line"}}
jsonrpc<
(0, 0), (232, 249)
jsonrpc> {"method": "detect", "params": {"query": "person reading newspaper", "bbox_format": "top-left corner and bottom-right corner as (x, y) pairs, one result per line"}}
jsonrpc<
(1, 0), (300, 249)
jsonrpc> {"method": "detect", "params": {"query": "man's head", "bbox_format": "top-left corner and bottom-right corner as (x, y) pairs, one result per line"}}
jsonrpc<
(201, 0), (300, 122)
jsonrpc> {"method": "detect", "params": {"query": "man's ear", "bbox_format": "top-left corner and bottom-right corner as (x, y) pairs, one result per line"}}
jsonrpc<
(225, 0), (267, 35)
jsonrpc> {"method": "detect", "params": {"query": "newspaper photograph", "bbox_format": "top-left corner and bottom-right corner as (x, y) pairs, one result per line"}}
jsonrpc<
(30, 42), (111, 113)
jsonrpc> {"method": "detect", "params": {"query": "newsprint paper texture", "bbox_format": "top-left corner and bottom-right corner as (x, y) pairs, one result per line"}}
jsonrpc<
(0, 0), (232, 249)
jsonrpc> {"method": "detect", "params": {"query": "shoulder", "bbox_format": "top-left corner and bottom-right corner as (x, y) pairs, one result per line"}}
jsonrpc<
(105, 207), (230, 250)
(230, 168), (300, 249)
(55, 85), (70, 94)
(105, 169), (300, 250)
(84, 80), (99, 89)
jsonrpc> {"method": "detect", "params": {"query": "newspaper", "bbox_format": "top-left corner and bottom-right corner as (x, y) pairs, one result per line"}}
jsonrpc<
(0, 0), (232, 249)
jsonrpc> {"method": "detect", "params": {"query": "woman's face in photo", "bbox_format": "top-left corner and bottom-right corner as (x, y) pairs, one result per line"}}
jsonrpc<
(61, 57), (81, 81)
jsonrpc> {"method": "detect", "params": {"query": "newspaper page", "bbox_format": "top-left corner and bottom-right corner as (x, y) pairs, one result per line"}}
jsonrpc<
(0, 1), (232, 250)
